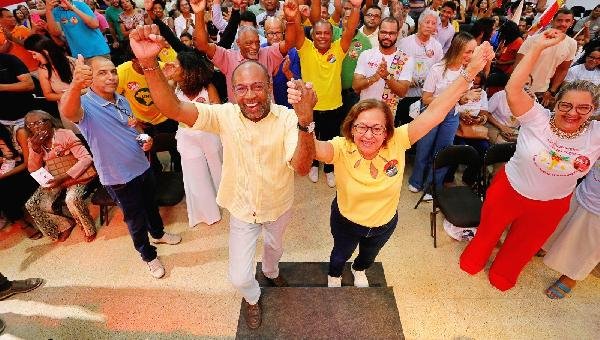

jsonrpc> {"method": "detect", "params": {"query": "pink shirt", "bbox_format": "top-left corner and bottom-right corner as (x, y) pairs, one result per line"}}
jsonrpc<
(28, 129), (94, 180)
(211, 44), (284, 103)
(94, 11), (110, 31)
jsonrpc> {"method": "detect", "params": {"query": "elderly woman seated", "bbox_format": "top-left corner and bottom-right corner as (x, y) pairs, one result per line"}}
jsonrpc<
(24, 110), (97, 242)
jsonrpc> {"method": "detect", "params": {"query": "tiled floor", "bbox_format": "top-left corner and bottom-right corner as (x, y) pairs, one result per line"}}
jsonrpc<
(1, 166), (599, 339)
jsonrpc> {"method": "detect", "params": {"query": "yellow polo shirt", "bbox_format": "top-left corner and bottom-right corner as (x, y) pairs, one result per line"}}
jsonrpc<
(116, 61), (168, 125)
(328, 125), (411, 227)
(298, 39), (345, 111)
(192, 102), (299, 223)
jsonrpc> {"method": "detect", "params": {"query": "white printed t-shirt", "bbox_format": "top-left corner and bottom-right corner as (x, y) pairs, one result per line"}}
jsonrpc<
(505, 102), (600, 201)
(355, 48), (414, 113)
(396, 34), (443, 97)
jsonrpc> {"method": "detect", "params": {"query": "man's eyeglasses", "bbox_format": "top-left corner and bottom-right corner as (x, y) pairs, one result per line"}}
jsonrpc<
(556, 101), (594, 115)
(26, 119), (49, 129)
(379, 30), (398, 37)
(586, 55), (600, 61)
(365, 13), (381, 18)
(233, 82), (268, 96)
(353, 124), (386, 135)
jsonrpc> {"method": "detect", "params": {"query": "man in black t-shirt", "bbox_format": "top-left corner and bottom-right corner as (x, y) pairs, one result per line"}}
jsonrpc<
(0, 53), (34, 123)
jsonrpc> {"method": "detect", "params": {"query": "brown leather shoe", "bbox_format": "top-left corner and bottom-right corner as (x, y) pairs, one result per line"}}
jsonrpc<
(265, 274), (288, 287)
(57, 226), (75, 242)
(84, 232), (97, 242)
(0, 278), (44, 301)
(243, 298), (262, 329)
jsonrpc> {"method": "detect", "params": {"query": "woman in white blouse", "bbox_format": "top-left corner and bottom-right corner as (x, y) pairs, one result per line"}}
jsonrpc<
(165, 51), (223, 227)
(460, 29), (600, 292)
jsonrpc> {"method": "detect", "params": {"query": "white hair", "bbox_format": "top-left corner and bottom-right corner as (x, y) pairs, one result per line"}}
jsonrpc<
(418, 8), (439, 25)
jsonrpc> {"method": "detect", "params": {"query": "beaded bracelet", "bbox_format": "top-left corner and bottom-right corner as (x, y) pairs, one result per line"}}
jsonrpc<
(459, 68), (474, 83)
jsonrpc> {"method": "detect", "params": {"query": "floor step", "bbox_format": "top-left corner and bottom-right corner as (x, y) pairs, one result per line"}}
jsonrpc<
(236, 287), (404, 339)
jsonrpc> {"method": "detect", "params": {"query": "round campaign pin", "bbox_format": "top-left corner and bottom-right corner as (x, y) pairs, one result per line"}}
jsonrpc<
(384, 159), (398, 177)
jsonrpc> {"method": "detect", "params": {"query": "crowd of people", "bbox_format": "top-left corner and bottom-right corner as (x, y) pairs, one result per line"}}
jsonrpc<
(0, 0), (599, 331)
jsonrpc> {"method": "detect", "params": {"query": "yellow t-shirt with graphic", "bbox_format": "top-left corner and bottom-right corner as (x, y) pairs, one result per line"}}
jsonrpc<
(328, 124), (411, 227)
(116, 61), (167, 125)
(298, 39), (345, 111)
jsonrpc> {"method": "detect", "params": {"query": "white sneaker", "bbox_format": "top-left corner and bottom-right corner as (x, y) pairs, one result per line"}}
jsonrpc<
(147, 258), (165, 279)
(407, 184), (420, 193)
(423, 194), (433, 201)
(351, 267), (369, 288)
(327, 275), (341, 287)
(325, 172), (336, 188)
(151, 232), (182, 245)
(308, 166), (319, 183)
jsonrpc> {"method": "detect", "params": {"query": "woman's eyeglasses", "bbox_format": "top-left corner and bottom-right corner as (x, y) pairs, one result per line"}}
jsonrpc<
(556, 101), (594, 115)
(26, 119), (49, 129)
(353, 124), (386, 136)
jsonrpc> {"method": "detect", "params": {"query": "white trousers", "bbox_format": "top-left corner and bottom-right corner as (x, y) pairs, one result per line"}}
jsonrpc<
(228, 209), (292, 304)
(176, 127), (223, 227)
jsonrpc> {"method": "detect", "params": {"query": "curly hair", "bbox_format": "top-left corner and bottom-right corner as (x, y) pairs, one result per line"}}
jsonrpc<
(177, 51), (214, 97)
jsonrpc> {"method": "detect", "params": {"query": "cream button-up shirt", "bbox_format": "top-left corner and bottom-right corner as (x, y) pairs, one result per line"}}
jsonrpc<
(192, 102), (299, 223)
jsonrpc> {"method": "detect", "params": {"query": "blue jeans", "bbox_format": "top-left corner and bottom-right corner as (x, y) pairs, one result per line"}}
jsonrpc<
(328, 198), (398, 277)
(105, 168), (165, 262)
(408, 109), (459, 191)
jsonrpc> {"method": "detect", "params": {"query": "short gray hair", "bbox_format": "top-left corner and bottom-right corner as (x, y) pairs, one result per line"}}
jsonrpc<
(24, 110), (61, 132)
(556, 80), (599, 109)
(237, 25), (259, 39)
(418, 8), (439, 25)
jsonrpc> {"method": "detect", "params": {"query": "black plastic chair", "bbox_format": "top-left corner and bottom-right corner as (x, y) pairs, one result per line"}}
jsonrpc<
(571, 6), (586, 18)
(428, 145), (483, 248)
(482, 142), (516, 195)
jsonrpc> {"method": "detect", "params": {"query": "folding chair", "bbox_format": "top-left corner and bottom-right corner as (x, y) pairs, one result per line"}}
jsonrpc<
(428, 145), (483, 248)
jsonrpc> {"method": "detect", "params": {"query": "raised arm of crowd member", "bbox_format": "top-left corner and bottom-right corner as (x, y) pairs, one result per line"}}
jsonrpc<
(44, 0), (63, 39)
(191, 0), (219, 57)
(59, 55), (91, 123)
(217, 1), (243, 49)
(309, 0), (321, 25)
(330, 0), (343, 25)
(211, 0), (228, 32)
(506, 29), (566, 117)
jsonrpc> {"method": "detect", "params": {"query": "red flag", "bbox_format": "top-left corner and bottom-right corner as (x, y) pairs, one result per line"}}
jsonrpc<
(528, 0), (566, 34)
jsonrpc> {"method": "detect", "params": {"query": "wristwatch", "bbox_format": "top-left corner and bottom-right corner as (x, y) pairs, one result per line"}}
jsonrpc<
(298, 122), (315, 133)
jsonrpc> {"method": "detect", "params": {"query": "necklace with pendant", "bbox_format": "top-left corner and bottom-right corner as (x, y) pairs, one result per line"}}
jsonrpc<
(549, 115), (590, 140)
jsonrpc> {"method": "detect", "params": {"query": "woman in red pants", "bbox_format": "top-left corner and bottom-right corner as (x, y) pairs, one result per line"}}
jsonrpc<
(459, 29), (600, 291)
